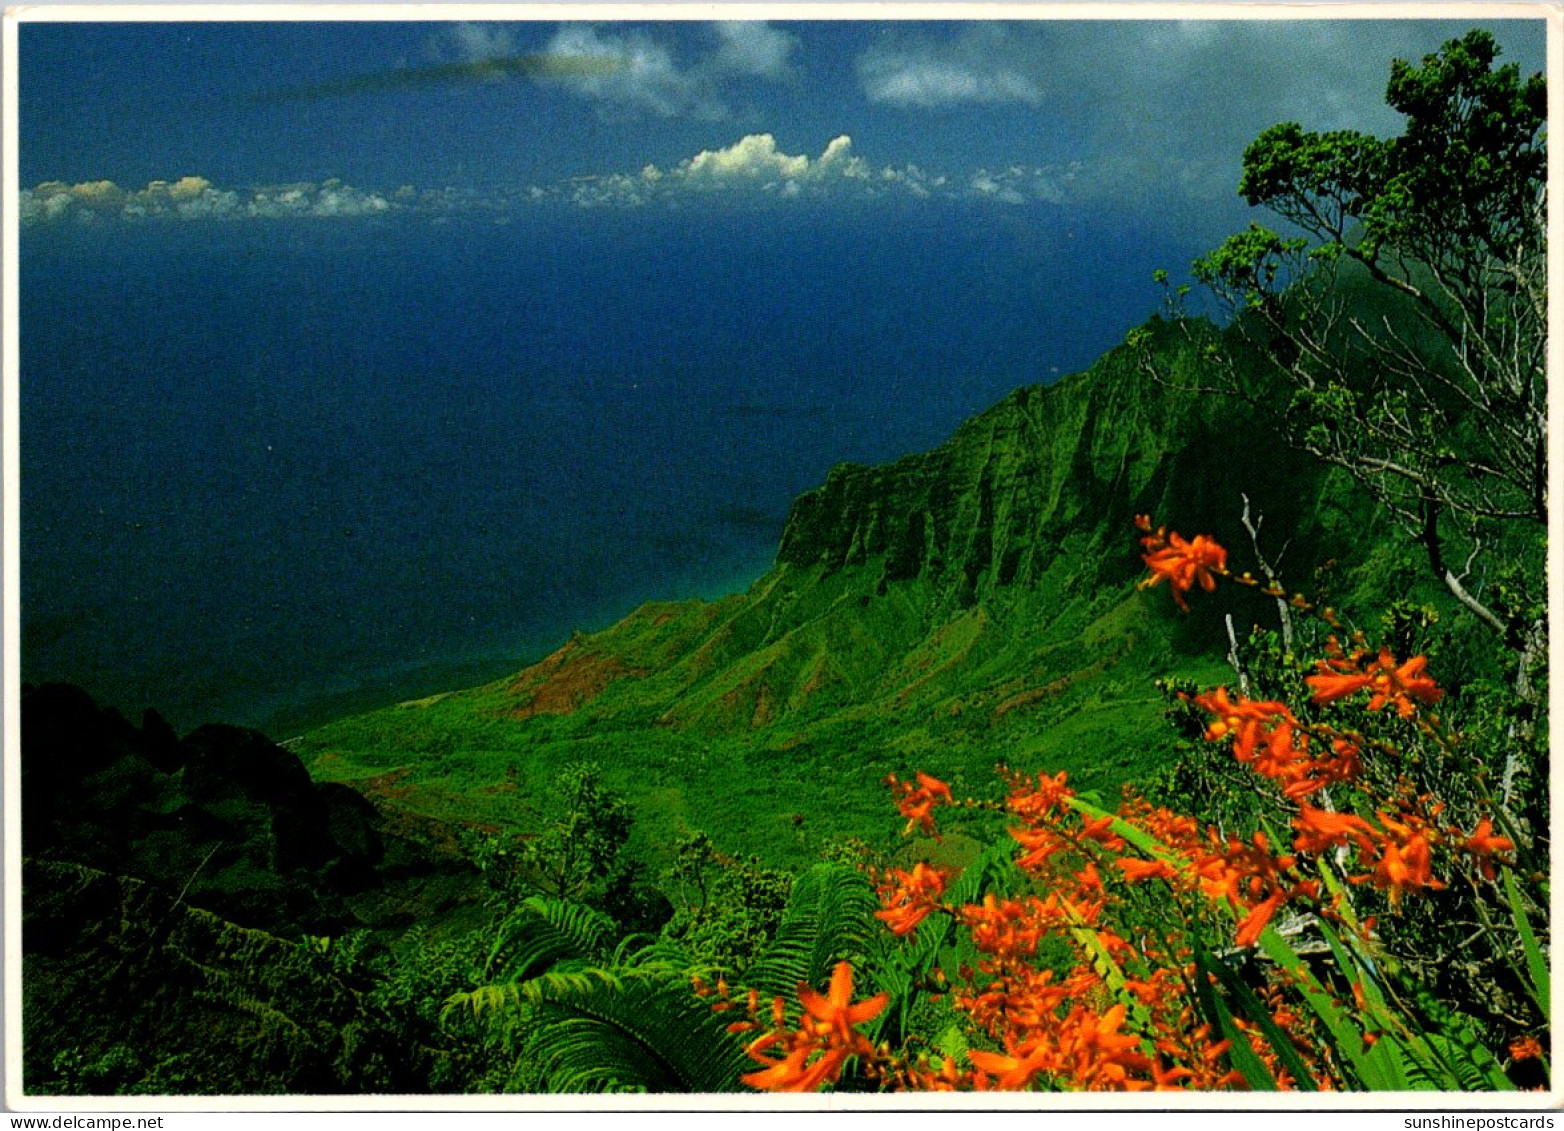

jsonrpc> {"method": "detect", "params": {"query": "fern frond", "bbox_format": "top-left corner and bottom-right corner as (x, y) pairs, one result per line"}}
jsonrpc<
(484, 896), (617, 982)
(517, 967), (753, 1093)
(740, 863), (878, 999)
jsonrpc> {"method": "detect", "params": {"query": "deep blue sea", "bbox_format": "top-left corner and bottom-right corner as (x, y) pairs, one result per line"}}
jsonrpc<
(20, 204), (1178, 734)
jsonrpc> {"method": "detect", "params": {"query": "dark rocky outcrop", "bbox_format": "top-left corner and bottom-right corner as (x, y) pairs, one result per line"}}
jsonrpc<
(22, 682), (484, 938)
(20, 683), (496, 1095)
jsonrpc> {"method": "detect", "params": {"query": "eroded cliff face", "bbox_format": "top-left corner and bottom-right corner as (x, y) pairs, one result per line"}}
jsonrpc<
(773, 328), (1270, 608)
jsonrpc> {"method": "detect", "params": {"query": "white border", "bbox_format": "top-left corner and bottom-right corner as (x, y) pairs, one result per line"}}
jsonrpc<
(3, 1), (1561, 1115)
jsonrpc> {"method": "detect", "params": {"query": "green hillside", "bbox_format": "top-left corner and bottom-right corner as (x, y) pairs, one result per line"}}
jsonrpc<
(296, 319), (1387, 869)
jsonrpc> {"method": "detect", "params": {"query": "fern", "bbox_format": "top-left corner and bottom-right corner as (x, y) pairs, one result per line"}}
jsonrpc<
(739, 863), (879, 999)
(448, 959), (751, 1092)
(441, 897), (755, 1093)
(483, 896), (617, 982)
(512, 968), (754, 1092)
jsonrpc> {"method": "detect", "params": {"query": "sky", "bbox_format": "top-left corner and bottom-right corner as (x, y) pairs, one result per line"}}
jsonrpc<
(18, 17), (1548, 240)
(11, 13), (1552, 732)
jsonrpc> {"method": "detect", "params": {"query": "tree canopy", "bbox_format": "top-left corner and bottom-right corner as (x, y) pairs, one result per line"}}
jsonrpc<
(1184, 30), (1545, 685)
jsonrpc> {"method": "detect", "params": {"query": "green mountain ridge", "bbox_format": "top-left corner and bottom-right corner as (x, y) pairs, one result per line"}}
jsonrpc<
(298, 320), (1385, 867)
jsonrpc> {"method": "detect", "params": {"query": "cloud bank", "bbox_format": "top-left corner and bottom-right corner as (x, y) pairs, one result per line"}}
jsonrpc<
(534, 134), (1092, 210)
(859, 23), (1045, 108)
(17, 135), (1098, 230)
(19, 176), (394, 226)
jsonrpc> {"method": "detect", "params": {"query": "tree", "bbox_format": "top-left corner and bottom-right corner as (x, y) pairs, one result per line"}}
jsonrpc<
(1179, 30), (1546, 707)
(521, 762), (635, 902)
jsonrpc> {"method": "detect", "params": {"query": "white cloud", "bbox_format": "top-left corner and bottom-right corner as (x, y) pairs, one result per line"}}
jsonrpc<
(542, 24), (706, 118)
(433, 22), (519, 65)
(526, 133), (1074, 210)
(20, 175), (394, 226)
(859, 24), (1044, 108)
(683, 133), (810, 182)
(538, 21), (796, 120)
(853, 20), (1544, 206)
(709, 21), (797, 79)
(595, 133), (879, 202)
(16, 134), (1161, 232)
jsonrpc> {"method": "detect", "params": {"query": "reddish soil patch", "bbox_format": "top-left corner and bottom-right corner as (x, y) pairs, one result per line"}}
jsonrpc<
(506, 640), (647, 720)
(992, 682), (1066, 718)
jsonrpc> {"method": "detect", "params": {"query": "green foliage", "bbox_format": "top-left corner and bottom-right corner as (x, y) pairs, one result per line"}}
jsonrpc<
(662, 835), (795, 974)
(255, 32), (1548, 1099)
(738, 863), (879, 1000)
(299, 312), (1373, 878)
(484, 896), (617, 982)
(1192, 224), (1309, 309)
(865, 836), (1019, 1052)
(453, 960), (753, 1093)
(519, 761), (635, 902)
(1184, 29), (1547, 703)
(438, 864), (875, 1092)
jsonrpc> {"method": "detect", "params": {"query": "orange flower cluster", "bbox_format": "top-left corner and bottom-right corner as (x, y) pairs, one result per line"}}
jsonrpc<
(1187, 673), (1510, 910)
(886, 770), (954, 837)
(1291, 801), (1513, 908)
(723, 962), (889, 1092)
(874, 770), (1312, 1091)
(1191, 687), (1364, 800)
(1509, 1036), (1545, 1063)
(1000, 770), (1319, 955)
(1306, 638), (1445, 718)
(1136, 515), (1228, 611)
(874, 862), (949, 937)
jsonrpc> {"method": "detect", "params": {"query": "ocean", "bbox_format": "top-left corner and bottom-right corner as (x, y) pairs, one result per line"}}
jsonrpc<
(19, 202), (1176, 735)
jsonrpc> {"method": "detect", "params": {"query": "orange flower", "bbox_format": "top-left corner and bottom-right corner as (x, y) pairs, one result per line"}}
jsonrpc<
(1008, 768), (1074, 822)
(1060, 1003), (1152, 1090)
(916, 770), (954, 803)
(963, 1044), (1051, 1088)
(1149, 1059), (1195, 1090)
(1292, 805), (1377, 855)
(1235, 889), (1288, 947)
(1139, 524), (1228, 611)
(1011, 825), (1069, 871)
(1307, 648), (1443, 717)
(1510, 1036), (1545, 1062)
(889, 771), (954, 837)
(1305, 667), (1373, 705)
(1280, 737), (1364, 799)
(1366, 651), (1443, 717)
(1461, 817), (1516, 881)
(741, 1032), (854, 1094)
(1364, 834), (1442, 908)
(1116, 856), (1180, 884)
(740, 962), (888, 1093)
(1078, 815), (1127, 851)
(1192, 688), (1294, 762)
(798, 961), (890, 1050)
(968, 1043), (1054, 1090)
(963, 894), (1045, 958)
